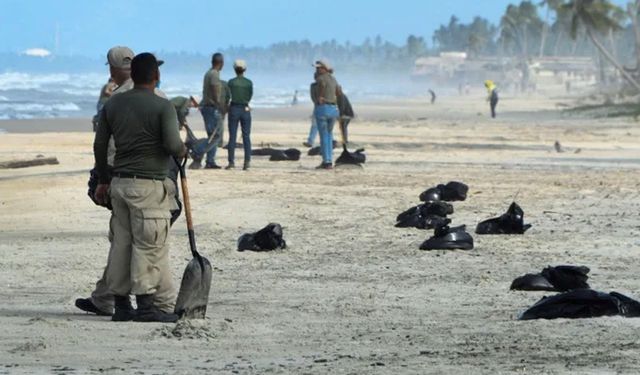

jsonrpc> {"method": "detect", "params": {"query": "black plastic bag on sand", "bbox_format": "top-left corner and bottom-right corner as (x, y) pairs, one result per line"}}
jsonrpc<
(510, 265), (590, 292)
(420, 224), (474, 250)
(518, 289), (640, 320)
(252, 148), (301, 161)
(510, 274), (556, 291)
(396, 202), (454, 223)
(335, 146), (366, 165)
(395, 211), (451, 230)
(269, 148), (301, 161)
(238, 223), (287, 252)
(419, 181), (468, 202)
(476, 202), (532, 234)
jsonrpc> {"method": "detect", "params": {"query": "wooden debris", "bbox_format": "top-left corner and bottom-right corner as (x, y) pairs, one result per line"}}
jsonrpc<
(0, 156), (59, 169)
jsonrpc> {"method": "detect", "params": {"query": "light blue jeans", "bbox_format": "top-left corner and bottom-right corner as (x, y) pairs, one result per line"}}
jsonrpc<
(201, 106), (223, 166)
(314, 104), (339, 164)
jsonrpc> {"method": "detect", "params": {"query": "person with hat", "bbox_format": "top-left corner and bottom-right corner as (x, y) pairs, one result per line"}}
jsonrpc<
(76, 46), (180, 319)
(93, 52), (186, 323)
(313, 59), (340, 169)
(225, 59), (253, 170)
(198, 52), (226, 169)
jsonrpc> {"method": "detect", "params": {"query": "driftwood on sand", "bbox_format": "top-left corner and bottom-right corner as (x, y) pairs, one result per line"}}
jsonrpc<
(0, 156), (59, 169)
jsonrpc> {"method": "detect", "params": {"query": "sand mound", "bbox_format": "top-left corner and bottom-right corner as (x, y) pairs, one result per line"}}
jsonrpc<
(153, 319), (217, 341)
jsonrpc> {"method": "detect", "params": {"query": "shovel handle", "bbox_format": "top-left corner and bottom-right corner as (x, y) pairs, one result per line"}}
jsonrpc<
(175, 157), (198, 257)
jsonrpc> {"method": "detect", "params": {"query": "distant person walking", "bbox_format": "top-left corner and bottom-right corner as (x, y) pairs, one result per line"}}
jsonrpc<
(292, 90), (299, 106)
(313, 60), (340, 169)
(226, 60), (253, 171)
(484, 80), (499, 118)
(428, 89), (436, 104)
(199, 53), (226, 169)
(336, 86), (354, 144)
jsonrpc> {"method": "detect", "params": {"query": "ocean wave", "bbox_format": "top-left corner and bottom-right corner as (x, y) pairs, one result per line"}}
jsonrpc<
(0, 102), (80, 112)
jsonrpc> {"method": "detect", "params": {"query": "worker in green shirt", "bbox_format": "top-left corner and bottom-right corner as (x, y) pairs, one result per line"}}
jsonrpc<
(93, 53), (186, 323)
(170, 95), (199, 128)
(226, 59), (253, 170)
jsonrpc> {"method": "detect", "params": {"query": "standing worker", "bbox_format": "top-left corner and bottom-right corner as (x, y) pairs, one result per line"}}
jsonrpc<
(93, 53), (186, 323)
(199, 53), (226, 169)
(336, 86), (354, 145)
(485, 80), (499, 118)
(313, 60), (340, 170)
(78, 47), (180, 318)
(226, 60), (253, 170)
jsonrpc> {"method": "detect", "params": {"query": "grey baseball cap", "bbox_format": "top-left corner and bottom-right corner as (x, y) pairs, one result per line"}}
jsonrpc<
(106, 46), (135, 69)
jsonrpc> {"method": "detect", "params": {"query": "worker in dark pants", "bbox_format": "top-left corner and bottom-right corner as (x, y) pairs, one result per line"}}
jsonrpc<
(485, 80), (499, 118)
(226, 60), (253, 171)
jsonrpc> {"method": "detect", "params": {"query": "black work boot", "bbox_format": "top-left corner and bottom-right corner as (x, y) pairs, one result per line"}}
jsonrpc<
(112, 295), (135, 322)
(75, 298), (113, 316)
(133, 294), (179, 323)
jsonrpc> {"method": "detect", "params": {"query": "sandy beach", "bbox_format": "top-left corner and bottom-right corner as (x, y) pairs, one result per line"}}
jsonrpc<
(1, 92), (640, 374)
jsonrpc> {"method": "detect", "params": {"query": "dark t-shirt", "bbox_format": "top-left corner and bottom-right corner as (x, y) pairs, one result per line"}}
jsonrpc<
(95, 88), (184, 183)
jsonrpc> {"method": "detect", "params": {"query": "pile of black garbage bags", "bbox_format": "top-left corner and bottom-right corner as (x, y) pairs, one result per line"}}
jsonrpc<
(395, 181), (474, 250)
(511, 265), (640, 320)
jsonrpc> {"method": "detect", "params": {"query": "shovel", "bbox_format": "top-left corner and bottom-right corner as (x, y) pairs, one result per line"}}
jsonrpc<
(174, 156), (213, 319)
(183, 124), (218, 162)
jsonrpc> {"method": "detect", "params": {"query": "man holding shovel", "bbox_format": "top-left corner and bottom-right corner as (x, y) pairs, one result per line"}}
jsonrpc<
(93, 53), (186, 322)
(77, 47), (179, 319)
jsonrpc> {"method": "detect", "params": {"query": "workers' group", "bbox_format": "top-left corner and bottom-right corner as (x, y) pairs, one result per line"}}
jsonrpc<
(77, 46), (353, 323)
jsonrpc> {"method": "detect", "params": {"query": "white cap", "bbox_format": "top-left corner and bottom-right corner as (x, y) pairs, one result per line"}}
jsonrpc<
(314, 59), (332, 71)
(234, 59), (247, 70)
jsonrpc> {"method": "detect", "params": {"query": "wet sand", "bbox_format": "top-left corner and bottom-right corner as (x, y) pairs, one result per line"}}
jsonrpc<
(1, 93), (640, 374)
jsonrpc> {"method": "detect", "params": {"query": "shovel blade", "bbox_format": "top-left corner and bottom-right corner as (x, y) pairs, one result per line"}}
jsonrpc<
(174, 255), (212, 319)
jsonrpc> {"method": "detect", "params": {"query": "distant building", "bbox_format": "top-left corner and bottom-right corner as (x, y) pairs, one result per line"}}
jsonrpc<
(21, 48), (52, 57)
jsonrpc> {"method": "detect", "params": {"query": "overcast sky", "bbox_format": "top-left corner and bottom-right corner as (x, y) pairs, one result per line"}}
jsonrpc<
(0, 0), (629, 56)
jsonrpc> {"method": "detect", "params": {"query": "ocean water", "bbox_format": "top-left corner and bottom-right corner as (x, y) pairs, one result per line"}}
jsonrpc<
(0, 71), (423, 121)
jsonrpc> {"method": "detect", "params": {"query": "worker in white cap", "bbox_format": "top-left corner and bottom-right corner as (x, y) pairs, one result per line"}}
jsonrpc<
(226, 59), (253, 170)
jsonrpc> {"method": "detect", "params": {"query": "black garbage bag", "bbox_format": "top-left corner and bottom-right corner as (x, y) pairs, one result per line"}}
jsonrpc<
(510, 274), (556, 291)
(335, 146), (366, 165)
(252, 148), (301, 161)
(395, 210), (451, 230)
(238, 223), (287, 252)
(420, 224), (474, 250)
(518, 290), (640, 320)
(395, 201), (454, 229)
(269, 148), (301, 161)
(419, 181), (468, 202)
(476, 202), (532, 234)
(251, 148), (278, 156)
(511, 265), (590, 292)
(541, 265), (590, 291)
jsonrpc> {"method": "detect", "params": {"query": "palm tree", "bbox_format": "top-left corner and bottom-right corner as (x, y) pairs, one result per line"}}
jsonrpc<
(628, 0), (640, 72)
(562, 0), (640, 91)
(539, 0), (564, 56)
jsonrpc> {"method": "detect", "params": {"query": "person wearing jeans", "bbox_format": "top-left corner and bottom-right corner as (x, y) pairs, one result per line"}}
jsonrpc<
(198, 53), (225, 169)
(226, 59), (253, 170)
(313, 59), (340, 169)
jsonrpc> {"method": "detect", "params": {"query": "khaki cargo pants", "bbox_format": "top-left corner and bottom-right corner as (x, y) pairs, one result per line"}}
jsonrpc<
(90, 177), (178, 311)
